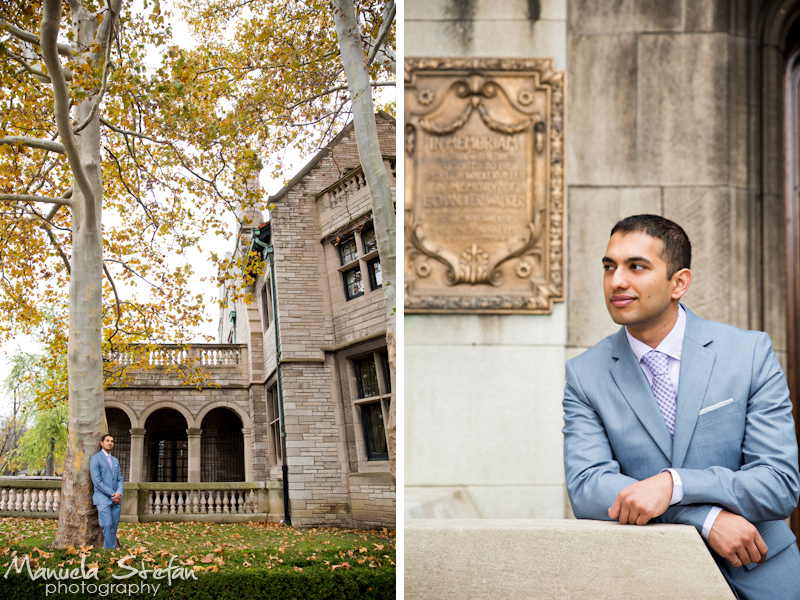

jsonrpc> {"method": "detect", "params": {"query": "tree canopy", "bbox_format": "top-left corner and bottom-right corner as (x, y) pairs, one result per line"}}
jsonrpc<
(0, 0), (396, 544)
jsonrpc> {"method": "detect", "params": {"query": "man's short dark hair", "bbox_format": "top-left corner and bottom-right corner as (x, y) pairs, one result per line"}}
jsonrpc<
(611, 214), (691, 278)
(101, 434), (113, 443)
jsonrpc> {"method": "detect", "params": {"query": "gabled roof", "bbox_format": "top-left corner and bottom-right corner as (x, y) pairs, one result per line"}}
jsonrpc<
(269, 112), (395, 203)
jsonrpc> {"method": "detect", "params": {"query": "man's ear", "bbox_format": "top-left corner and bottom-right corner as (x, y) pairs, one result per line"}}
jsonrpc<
(671, 268), (692, 299)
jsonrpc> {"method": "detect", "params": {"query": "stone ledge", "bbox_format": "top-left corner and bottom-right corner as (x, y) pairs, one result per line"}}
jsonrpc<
(405, 519), (735, 600)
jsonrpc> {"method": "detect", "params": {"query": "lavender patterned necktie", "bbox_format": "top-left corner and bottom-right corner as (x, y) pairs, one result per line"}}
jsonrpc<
(641, 350), (677, 437)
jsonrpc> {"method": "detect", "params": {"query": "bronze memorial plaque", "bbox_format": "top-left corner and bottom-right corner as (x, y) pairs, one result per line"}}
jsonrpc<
(404, 57), (565, 314)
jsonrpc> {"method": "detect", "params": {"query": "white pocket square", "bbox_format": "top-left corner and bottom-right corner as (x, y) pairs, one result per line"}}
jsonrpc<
(699, 398), (734, 415)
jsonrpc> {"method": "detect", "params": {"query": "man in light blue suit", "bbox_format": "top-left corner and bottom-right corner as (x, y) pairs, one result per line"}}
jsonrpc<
(90, 434), (123, 549)
(563, 215), (800, 600)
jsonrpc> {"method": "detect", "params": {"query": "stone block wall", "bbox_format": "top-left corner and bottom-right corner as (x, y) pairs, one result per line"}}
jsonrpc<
(348, 472), (395, 530)
(405, 0), (569, 520)
(566, 0), (755, 358)
(280, 362), (350, 527)
(248, 385), (270, 482)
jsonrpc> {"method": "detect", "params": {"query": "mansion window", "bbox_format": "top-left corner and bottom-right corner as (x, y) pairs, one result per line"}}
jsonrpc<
(260, 281), (272, 329)
(336, 223), (381, 301)
(339, 237), (364, 300)
(355, 351), (391, 461)
(267, 384), (282, 467)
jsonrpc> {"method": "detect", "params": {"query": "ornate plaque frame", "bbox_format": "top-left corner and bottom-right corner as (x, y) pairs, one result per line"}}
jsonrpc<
(404, 57), (565, 314)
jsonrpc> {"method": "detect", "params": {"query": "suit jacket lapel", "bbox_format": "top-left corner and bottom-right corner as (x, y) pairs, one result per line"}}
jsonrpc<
(672, 309), (715, 468)
(610, 329), (673, 461)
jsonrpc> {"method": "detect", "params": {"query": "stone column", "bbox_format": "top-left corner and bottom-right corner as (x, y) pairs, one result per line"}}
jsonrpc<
(129, 428), (145, 482)
(242, 427), (253, 482)
(187, 428), (202, 483)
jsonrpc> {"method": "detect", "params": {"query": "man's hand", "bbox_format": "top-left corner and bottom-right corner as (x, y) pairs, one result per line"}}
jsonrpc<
(111, 492), (121, 505)
(707, 509), (767, 568)
(608, 471), (673, 525)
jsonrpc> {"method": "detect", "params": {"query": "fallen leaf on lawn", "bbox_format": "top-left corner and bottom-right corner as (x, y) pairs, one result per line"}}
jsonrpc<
(200, 554), (214, 564)
(243, 561), (251, 567)
(214, 546), (223, 554)
(358, 547), (367, 554)
(373, 544), (384, 551)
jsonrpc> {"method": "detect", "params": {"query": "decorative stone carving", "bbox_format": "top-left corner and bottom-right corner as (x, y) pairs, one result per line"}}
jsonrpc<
(404, 57), (565, 314)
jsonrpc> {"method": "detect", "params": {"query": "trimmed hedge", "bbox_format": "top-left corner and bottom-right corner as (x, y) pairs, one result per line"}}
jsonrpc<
(0, 567), (395, 599)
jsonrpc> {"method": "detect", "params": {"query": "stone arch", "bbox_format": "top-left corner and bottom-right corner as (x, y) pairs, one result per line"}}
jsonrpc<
(104, 401), (139, 429)
(139, 401), (196, 429)
(196, 401), (251, 430)
(200, 407), (246, 482)
(105, 407), (132, 482)
(143, 408), (189, 482)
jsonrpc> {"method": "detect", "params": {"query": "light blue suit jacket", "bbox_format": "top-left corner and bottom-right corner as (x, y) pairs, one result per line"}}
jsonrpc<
(563, 307), (800, 576)
(90, 450), (123, 506)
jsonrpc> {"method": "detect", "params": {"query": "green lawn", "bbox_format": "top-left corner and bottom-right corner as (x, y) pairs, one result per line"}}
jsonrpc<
(0, 518), (396, 599)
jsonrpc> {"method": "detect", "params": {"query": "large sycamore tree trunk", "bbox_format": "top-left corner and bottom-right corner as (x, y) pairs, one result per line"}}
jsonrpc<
(41, 0), (117, 548)
(332, 0), (397, 483)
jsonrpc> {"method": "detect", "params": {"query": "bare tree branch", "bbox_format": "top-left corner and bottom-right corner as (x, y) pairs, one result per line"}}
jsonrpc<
(0, 136), (65, 154)
(45, 191), (69, 222)
(283, 81), (393, 111)
(2, 44), (51, 82)
(366, 0), (395, 69)
(0, 194), (72, 206)
(41, 0), (96, 222)
(102, 262), (122, 343)
(43, 225), (71, 274)
(99, 117), (166, 143)
(0, 20), (72, 57)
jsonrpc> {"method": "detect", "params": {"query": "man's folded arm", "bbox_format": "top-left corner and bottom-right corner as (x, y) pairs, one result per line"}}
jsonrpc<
(563, 369), (638, 519)
(673, 335), (800, 522)
(90, 457), (115, 498)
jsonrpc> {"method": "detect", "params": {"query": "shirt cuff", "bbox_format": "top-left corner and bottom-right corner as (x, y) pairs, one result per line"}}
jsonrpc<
(701, 506), (724, 540)
(660, 468), (683, 505)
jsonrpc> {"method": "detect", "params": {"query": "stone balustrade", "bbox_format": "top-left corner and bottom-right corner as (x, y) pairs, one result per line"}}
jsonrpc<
(405, 519), (736, 600)
(0, 478), (61, 517)
(106, 343), (249, 388)
(112, 344), (244, 368)
(330, 169), (368, 202)
(319, 158), (396, 206)
(0, 478), (284, 524)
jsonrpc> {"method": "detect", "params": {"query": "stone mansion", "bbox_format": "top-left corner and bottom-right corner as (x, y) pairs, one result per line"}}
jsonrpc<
(101, 114), (397, 529)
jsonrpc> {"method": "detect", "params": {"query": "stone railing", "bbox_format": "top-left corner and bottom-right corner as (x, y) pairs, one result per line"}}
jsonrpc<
(0, 478), (284, 524)
(106, 344), (249, 388)
(329, 168), (368, 203)
(405, 519), (735, 600)
(112, 344), (244, 368)
(318, 158), (396, 206)
(131, 482), (283, 523)
(0, 478), (61, 517)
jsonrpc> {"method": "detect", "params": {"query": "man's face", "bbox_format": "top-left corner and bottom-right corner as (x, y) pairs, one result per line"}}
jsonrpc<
(101, 436), (114, 453)
(602, 231), (681, 337)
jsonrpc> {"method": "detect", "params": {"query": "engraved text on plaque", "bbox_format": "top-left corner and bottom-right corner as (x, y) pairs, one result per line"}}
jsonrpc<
(404, 58), (565, 313)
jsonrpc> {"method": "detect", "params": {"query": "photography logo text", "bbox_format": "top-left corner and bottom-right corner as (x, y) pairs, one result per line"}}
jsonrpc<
(4, 552), (198, 597)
